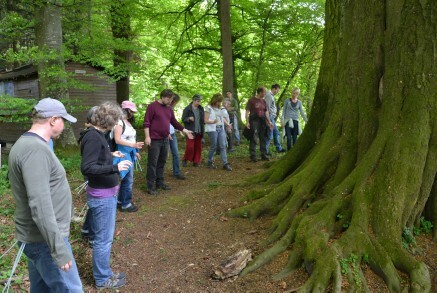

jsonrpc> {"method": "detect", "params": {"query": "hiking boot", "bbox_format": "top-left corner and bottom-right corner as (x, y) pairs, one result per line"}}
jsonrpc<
(157, 184), (171, 191)
(96, 277), (126, 289)
(223, 163), (232, 171)
(250, 157), (258, 162)
(277, 149), (286, 153)
(120, 204), (138, 213)
(261, 156), (270, 161)
(174, 174), (186, 180)
(182, 160), (187, 167)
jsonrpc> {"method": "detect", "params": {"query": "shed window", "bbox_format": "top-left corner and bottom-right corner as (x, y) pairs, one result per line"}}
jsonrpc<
(0, 81), (14, 96)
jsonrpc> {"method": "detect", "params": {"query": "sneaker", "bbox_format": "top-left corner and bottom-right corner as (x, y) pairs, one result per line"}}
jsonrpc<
(207, 162), (217, 169)
(96, 277), (126, 289)
(148, 189), (158, 196)
(112, 272), (126, 280)
(223, 163), (232, 171)
(157, 184), (171, 190)
(120, 204), (138, 213)
(174, 174), (186, 180)
(227, 149), (235, 153)
(182, 160), (187, 167)
(81, 230), (89, 240)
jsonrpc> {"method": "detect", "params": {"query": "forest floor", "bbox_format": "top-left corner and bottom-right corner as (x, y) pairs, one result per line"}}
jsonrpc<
(1, 144), (436, 292)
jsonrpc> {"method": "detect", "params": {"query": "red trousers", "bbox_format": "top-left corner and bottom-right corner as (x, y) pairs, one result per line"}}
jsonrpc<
(182, 135), (202, 164)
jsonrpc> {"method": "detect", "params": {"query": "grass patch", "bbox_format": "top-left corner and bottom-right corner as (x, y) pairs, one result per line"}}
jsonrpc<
(157, 195), (195, 212)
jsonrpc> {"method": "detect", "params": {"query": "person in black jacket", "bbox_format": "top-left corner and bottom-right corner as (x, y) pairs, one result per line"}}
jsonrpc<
(181, 94), (205, 167)
(79, 102), (131, 290)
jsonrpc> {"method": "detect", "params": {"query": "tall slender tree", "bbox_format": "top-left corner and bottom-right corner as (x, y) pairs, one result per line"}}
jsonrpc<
(231, 0), (435, 291)
(110, 0), (132, 104)
(218, 0), (234, 96)
(34, 0), (76, 145)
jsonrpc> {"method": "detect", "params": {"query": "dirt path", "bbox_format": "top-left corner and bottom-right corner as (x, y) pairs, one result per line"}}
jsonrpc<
(72, 156), (300, 292)
(70, 155), (435, 292)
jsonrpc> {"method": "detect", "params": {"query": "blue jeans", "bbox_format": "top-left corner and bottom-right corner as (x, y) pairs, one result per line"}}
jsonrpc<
(233, 117), (240, 143)
(207, 127), (228, 166)
(118, 167), (134, 208)
(285, 120), (299, 150)
(82, 209), (94, 241)
(19, 237), (83, 292)
(87, 194), (117, 286)
(169, 133), (181, 176)
(146, 138), (169, 189)
(266, 115), (283, 152)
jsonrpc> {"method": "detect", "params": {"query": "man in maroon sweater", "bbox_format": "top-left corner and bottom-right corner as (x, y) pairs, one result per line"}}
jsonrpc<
(143, 89), (194, 195)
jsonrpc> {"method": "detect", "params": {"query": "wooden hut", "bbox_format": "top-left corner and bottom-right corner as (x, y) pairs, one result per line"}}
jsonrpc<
(0, 62), (117, 143)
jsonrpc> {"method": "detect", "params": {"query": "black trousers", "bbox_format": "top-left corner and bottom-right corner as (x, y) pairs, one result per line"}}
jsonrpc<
(249, 117), (268, 159)
(146, 138), (169, 189)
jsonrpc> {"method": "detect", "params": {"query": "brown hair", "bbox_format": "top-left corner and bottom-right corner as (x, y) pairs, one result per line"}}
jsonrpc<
(209, 93), (224, 107)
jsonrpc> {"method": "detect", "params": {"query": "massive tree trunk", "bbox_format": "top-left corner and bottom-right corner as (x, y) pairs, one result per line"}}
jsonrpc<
(230, 0), (436, 291)
(34, 0), (76, 146)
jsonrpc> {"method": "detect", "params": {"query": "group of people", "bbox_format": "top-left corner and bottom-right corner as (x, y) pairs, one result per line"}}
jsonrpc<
(7, 85), (307, 291)
(245, 84), (307, 162)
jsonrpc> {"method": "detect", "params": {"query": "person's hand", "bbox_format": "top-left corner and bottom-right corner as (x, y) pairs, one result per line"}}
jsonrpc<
(281, 122), (284, 128)
(135, 141), (144, 149)
(117, 160), (132, 172)
(246, 122), (250, 129)
(112, 151), (125, 158)
(168, 134), (173, 140)
(269, 123), (274, 130)
(189, 116), (194, 122)
(60, 260), (72, 272)
(214, 119), (218, 123)
(145, 137), (151, 146)
(136, 152), (141, 160)
(183, 129), (194, 139)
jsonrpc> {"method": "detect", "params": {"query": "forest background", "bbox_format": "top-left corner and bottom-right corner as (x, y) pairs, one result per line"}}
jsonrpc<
(1, 0), (435, 292)
(0, 0), (324, 125)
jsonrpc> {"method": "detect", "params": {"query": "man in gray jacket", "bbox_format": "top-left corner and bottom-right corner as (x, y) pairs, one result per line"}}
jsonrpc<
(8, 98), (83, 292)
(264, 84), (285, 154)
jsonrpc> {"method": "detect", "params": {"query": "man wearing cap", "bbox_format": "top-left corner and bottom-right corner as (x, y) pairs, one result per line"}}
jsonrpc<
(8, 98), (83, 291)
(181, 94), (205, 167)
(143, 89), (194, 195)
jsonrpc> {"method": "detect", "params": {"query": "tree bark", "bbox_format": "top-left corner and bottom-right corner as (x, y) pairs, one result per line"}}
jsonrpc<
(218, 0), (234, 97)
(34, 0), (76, 146)
(110, 0), (132, 104)
(230, 0), (436, 291)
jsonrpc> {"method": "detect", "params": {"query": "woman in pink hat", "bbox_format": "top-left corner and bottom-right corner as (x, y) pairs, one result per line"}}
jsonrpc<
(113, 100), (144, 212)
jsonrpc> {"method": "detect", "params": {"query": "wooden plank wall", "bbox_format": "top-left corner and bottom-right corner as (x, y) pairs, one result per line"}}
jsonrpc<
(0, 63), (117, 143)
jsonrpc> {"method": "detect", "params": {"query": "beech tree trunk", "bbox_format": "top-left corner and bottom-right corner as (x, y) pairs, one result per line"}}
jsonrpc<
(230, 0), (436, 291)
(218, 0), (234, 96)
(34, 0), (76, 146)
(110, 0), (132, 104)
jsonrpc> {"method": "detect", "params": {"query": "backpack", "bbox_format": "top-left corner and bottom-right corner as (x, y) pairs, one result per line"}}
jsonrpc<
(106, 120), (126, 152)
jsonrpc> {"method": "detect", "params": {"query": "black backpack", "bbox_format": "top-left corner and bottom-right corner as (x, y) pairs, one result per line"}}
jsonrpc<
(105, 120), (126, 152)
